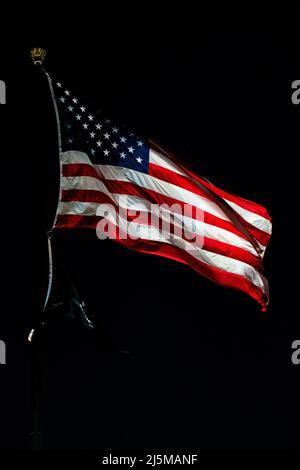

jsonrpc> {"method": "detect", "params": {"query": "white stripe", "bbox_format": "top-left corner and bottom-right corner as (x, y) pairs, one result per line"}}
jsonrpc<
(61, 150), (92, 165)
(149, 148), (185, 175)
(224, 199), (272, 235)
(61, 174), (108, 193)
(58, 201), (99, 216)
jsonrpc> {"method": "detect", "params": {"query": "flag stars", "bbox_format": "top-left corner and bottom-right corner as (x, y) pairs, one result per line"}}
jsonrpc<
(96, 140), (102, 147)
(137, 140), (143, 146)
(95, 123), (102, 130)
(90, 131), (95, 138)
(128, 146), (134, 153)
(72, 98), (78, 104)
(59, 97), (65, 102)
(104, 119), (111, 124)
(83, 123), (88, 129)
(103, 149), (110, 156)
(80, 106), (86, 112)
(120, 137), (127, 143)
(56, 82), (62, 88)
(104, 132), (110, 139)
(88, 114), (94, 121)
(112, 142), (118, 149)
(120, 152), (126, 158)
(68, 105), (74, 111)
(91, 149), (95, 155)
(112, 127), (119, 133)
(75, 114), (82, 120)
(65, 90), (70, 96)
(136, 157), (143, 164)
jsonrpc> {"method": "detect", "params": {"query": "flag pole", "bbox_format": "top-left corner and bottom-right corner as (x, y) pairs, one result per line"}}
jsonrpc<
(28, 47), (62, 449)
(28, 48), (62, 342)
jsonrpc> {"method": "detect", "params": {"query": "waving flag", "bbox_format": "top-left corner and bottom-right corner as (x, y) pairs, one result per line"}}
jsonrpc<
(52, 80), (272, 311)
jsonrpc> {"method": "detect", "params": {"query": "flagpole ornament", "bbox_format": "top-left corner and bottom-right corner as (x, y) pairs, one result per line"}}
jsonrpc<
(30, 48), (47, 65)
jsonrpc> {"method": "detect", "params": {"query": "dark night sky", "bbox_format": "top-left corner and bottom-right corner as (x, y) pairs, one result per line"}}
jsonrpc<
(0, 21), (299, 451)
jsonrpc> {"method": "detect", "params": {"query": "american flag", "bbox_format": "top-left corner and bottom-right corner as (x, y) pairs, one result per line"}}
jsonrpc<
(52, 80), (272, 311)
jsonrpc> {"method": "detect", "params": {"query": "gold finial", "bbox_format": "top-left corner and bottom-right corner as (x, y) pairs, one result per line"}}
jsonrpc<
(30, 47), (47, 65)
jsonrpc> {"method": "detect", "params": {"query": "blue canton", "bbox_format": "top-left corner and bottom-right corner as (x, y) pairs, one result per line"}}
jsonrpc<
(55, 81), (150, 174)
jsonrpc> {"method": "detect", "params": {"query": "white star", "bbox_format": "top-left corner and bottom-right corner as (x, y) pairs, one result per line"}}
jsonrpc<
(112, 142), (118, 149)
(56, 82), (62, 88)
(91, 149), (95, 155)
(80, 106), (86, 112)
(88, 114), (94, 121)
(128, 146), (134, 153)
(90, 131), (95, 138)
(68, 106), (74, 111)
(65, 90), (70, 96)
(103, 149), (110, 156)
(137, 140), (143, 146)
(75, 114), (82, 120)
(120, 152), (126, 158)
(95, 123), (102, 130)
(59, 97), (65, 102)
(104, 119), (111, 124)
(83, 123), (88, 129)
(112, 127), (119, 133)
(120, 137), (127, 143)
(96, 140), (102, 147)
(136, 157), (143, 164)
(72, 98), (78, 104)
(104, 132), (110, 139)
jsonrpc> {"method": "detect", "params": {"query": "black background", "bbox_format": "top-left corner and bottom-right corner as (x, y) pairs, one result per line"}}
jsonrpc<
(0, 18), (299, 452)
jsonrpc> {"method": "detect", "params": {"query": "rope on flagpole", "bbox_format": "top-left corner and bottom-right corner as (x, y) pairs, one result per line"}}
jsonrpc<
(42, 231), (54, 311)
(41, 66), (63, 230)
(40, 66), (63, 315)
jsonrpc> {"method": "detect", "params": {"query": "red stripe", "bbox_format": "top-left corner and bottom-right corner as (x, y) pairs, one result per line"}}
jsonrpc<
(62, 189), (112, 205)
(63, 163), (100, 179)
(55, 214), (99, 229)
